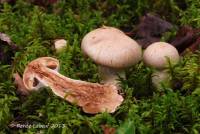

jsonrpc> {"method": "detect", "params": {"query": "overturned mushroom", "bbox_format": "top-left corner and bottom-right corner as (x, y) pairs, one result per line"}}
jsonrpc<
(23, 57), (123, 114)
(81, 26), (142, 85)
(143, 42), (180, 88)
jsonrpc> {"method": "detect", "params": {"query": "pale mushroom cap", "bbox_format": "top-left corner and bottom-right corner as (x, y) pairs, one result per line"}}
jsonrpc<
(81, 26), (142, 69)
(143, 42), (180, 69)
(54, 39), (67, 52)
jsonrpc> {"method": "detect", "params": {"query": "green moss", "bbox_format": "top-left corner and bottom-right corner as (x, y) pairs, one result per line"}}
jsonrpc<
(1, 0), (200, 133)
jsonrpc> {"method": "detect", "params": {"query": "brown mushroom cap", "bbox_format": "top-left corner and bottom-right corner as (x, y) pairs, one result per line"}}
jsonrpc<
(81, 26), (142, 69)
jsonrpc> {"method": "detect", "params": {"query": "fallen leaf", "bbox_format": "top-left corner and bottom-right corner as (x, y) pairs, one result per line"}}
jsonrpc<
(129, 14), (200, 54)
(134, 13), (173, 48)
(0, 0), (15, 4)
(189, 37), (200, 52)
(170, 26), (200, 53)
(136, 37), (160, 48)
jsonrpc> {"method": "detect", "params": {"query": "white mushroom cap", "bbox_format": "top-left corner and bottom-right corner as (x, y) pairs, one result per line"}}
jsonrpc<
(54, 39), (67, 52)
(143, 42), (179, 69)
(81, 26), (142, 69)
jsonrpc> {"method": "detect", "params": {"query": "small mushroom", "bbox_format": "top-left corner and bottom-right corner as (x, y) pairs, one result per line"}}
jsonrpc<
(54, 39), (67, 52)
(143, 42), (180, 88)
(81, 26), (142, 85)
(23, 57), (123, 114)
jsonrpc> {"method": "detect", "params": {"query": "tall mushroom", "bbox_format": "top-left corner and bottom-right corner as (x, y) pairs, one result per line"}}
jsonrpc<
(23, 57), (123, 114)
(143, 42), (180, 88)
(81, 26), (142, 85)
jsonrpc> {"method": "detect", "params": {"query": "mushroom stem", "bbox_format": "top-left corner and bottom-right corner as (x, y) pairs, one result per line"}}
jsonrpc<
(98, 66), (125, 85)
(23, 57), (123, 114)
(143, 42), (180, 89)
(152, 70), (170, 89)
(13, 73), (30, 95)
(81, 26), (142, 87)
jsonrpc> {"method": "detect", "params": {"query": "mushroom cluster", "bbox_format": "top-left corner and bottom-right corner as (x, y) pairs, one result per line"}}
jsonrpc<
(18, 26), (180, 115)
(81, 26), (142, 85)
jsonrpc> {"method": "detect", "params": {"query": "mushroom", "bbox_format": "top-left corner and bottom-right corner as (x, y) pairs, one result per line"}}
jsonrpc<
(143, 42), (180, 88)
(54, 39), (67, 52)
(81, 26), (142, 85)
(22, 57), (123, 114)
(13, 72), (29, 96)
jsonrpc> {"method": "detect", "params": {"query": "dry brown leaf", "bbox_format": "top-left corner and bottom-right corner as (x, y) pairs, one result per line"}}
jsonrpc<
(170, 26), (200, 53)
(135, 13), (173, 48)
